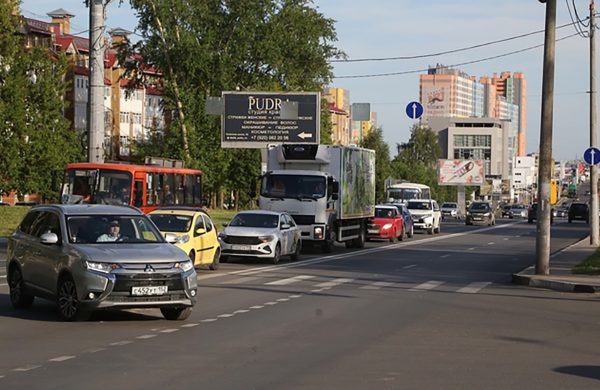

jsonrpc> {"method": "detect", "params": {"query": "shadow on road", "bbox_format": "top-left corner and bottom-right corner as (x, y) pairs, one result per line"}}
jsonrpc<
(554, 365), (600, 381)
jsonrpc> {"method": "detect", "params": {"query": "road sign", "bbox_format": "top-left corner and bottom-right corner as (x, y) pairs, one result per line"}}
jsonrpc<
(583, 147), (600, 165)
(405, 101), (423, 119)
(221, 92), (320, 148)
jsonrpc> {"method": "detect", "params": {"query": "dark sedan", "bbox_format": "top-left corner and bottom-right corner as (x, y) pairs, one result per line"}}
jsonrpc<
(466, 201), (496, 226)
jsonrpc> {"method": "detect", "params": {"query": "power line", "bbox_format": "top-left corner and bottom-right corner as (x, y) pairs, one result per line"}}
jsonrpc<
(330, 19), (586, 63)
(566, 0), (589, 37)
(333, 33), (579, 79)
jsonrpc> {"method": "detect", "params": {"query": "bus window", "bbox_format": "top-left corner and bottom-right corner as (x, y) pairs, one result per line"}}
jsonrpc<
(133, 180), (143, 208)
(175, 174), (184, 205)
(162, 173), (175, 205)
(193, 175), (202, 205)
(146, 173), (155, 206)
(185, 175), (194, 204)
(95, 171), (132, 205)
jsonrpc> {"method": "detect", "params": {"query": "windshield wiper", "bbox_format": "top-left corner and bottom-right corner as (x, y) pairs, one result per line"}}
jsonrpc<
(296, 195), (316, 201)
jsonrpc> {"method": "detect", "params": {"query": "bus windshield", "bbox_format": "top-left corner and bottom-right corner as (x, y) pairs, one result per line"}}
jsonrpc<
(62, 169), (132, 206)
(386, 183), (431, 203)
(261, 174), (326, 200)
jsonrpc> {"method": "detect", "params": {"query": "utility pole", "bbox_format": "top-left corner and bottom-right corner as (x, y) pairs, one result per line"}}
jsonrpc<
(536, 0), (556, 275)
(589, 0), (599, 245)
(88, 0), (106, 163)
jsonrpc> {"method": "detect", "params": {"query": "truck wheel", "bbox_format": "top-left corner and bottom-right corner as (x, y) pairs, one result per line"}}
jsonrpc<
(322, 229), (335, 253)
(352, 225), (366, 248)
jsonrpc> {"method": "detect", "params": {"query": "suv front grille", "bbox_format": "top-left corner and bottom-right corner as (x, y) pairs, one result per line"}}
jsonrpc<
(223, 236), (262, 245)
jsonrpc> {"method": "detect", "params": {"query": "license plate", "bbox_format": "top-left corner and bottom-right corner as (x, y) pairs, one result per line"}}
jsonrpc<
(232, 244), (251, 251)
(368, 229), (379, 234)
(473, 217), (482, 220)
(131, 286), (168, 296)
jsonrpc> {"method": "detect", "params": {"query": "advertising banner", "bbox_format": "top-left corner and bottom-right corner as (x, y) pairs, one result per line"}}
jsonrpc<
(422, 85), (449, 119)
(438, 159), (485, 186)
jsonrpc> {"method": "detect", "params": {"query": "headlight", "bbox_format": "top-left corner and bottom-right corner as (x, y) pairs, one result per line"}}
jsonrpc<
(382, 223), (393, 230)
(423, 215), (433, 221)
(258, 235), (274, 243)
(176, 260), (194, 272)
(85, 260), (119, 273)
(177, 235), (190, 244)
(314, 226), (324, 240)
(218, 232), (227, 239)
(466, 211), (471, 216)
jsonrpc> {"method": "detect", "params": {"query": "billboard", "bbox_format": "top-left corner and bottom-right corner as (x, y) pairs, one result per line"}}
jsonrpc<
(340, 147), (376, 219)
(422, 85), (449, 120)
(221, 91), (320, 148)
(438, 159), (485, 186)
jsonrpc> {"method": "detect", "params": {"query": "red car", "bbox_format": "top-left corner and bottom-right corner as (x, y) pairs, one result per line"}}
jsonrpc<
(367, 205), (405, 242)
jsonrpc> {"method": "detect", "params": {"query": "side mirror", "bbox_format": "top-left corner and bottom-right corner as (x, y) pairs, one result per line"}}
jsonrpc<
(222, 221), (229, 227)
(281, 223), (290, 230)
(195, 228), (206, 236)
(164, 233), (178, 244)
(332, 181), (340, 194)
(331, 193), (339, 201)
(40, 232), (59, 245)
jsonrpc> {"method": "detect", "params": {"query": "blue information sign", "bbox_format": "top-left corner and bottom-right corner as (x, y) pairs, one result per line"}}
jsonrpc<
(405, 101), (423, 120)
(584, 147), (600, 165)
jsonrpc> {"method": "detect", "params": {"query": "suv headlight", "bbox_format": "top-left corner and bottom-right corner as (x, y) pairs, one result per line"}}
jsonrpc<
(258, 235), (274, 243)
(85, 260), (118, 273)
(176, 260), (194, 272)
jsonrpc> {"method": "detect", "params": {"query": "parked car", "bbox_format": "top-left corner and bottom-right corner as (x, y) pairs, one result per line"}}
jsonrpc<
(556, 204), (570, 218)
(501, 204), (512, 218)
(389, 203), (414, 238)
(367, 205), (405, 242)
(440, 202), (462, 220)
(527, 202), (554, 224)
(218, 210), (301, 264)
(149, 207), (221, 270)
(6, 205), (197, 321)
(466, 201), (496, 226)
(406, 199), (441, 234)
(568, 202), (589, 223)
(508, 204), (527, 219)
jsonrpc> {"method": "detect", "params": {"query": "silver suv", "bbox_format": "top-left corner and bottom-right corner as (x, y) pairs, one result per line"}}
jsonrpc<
(6, 205), (197, 321)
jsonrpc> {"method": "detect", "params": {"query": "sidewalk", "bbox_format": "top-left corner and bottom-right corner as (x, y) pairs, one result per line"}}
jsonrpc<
(512, 236), (600, 293)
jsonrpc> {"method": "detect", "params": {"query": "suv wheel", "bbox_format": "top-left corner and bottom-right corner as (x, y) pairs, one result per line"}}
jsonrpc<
(8, 266), (34, 309)
(161, 307), (192, 320)
(57, 275), (89, 321)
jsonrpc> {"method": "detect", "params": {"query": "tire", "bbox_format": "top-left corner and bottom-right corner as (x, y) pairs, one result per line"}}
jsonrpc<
(390, 229), (398, 243)
(8, 265), (34, 309)
(188, 250), (196, 267)
(408, 225), (414, 238)
(322, 228), (335, 253)
(290, 239), (302, 261)
(435, 222), (441, 234)
(352, 225), (366, 248)
(209, 248), (220, 271)
(161, 307), (192, 320)
(568, 218), (572, 223)
(57, 275), (89, 321)
(428, 226), (434, 234)
(271, 243), (281, 264)
(399, 226), (406, 241)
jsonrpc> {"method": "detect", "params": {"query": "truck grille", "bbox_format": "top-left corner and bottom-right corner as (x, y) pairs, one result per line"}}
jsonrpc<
(223, 236), (262, 245)
(290, 215), (315, 225)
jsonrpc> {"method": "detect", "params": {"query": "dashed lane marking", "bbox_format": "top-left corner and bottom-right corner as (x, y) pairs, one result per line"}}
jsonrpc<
(457, 282), (492, 294)
(409, 280), (445, 292)
(13, 365), (41, 372)
(48, 356), (75, 362)
(217, 314), (234, 318)
(249, 305), (264, 309)
(314, 278), (355, 288)
(109, 341), (132, 346)
(488, 242), (495, 245)
(86, 348), (106, 353)
(289, 294), (302, 299)
(181, 323), (200, 328)
(468, 247), (476, 251)
(403, 264), (417, 268)
(360, 281), (395, 290)
(160, 329), (179, 333)
(137, 334), (157, 339)
(264, 301), (278, 306)
(200, 318), (218, 322)
(265, 275), (315, 286)
(233, 309), (250, 314)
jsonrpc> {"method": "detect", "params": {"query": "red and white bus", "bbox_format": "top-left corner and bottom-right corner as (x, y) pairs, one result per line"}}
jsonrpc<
(61, 162), (203, 213)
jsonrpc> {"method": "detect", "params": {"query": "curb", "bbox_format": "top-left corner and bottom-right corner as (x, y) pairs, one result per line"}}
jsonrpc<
(511, 273), (600, 293)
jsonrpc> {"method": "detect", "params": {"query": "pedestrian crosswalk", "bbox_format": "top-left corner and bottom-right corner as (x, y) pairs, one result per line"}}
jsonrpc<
(211, 273), (495, 295)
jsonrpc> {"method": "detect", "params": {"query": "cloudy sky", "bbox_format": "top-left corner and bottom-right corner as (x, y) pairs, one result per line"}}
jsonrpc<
(20, 0), (596, 161)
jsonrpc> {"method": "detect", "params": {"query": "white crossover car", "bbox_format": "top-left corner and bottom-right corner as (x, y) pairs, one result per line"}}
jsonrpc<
(407, 199), (442, 234)
(218, 210), (302, 264)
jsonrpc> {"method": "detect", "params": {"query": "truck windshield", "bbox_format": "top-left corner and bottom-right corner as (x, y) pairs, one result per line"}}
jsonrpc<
(261, 174), (326, 199)
(62, 169), (133, 206)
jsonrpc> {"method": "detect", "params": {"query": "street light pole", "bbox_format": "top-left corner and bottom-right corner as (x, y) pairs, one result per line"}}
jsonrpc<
(88, 0), (106, 163)
(589, 0), (599, 245)
(536, 0), (556, 275)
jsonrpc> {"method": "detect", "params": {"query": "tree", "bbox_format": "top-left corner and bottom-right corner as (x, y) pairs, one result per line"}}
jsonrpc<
(361, 126), (391, 203)
(0, 3), (83, 201)
(119, 0), (343, 206)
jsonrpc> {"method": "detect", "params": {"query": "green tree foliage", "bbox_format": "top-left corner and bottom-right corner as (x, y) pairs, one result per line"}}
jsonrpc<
(120, 0), (343, 206)
(0, 3), (83, 201)
(391, 124), (455, 203)
(360, 126), (390, 203)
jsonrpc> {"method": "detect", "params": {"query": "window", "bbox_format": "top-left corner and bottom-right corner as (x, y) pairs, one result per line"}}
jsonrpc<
(204, 215), (213, 232)
(19, 211), (42, 235)
(194, 215), (206, 236)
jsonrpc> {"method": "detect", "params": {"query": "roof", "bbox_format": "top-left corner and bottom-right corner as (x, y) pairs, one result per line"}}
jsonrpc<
(235, 210), (285, 216)
(149, 207), (209, 217)
(109, 27), (133, 36)
(327, 102), (348, 115)
(32, 204), (143, 216)
(47, 8), (75, 18)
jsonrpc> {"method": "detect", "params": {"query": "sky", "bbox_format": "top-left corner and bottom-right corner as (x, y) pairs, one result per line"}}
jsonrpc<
(19, 0), (598, 161)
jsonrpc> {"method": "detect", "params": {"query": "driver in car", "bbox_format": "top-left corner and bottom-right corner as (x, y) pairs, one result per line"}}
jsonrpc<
(97, 220), (125, 242)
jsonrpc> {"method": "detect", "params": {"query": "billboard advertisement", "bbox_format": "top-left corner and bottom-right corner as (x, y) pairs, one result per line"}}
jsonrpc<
(438, 159), (485, 186)
(422, 85), (449, 119)
(221, 91), (320, 148)
(340, 147), (376, 219)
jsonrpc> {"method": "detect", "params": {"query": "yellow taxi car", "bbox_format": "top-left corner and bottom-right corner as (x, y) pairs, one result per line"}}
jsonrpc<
(149, 207), (221, 270)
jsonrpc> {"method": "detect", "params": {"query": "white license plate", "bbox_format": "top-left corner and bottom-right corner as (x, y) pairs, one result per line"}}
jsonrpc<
(131, 286), (168, 296)
(232, 244), (251, 251)
(368, 229), (379, 234)
(473, 217), (482, 220)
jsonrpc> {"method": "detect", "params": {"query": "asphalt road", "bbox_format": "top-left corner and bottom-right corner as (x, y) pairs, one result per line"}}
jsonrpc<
(1, 218), (599, 389)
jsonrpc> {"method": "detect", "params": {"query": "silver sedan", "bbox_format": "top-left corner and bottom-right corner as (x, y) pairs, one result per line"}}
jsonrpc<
(218, 210), (302, 264)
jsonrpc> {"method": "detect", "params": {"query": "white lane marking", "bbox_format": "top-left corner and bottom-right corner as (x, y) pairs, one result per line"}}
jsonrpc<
(360, 281), (395, 290)
(515, 235), (521, 238)
(181, 323), (200, 328)
(265, 275), (315, 286)
(314, 278), (354, 288)
(217, 314), (234, 318)
(0, 375), (4, 378)
(276, 298), (290, 302)
(409, 280), (445, 292)
(403, 264), (417, 269)
(160, 328), (179, 333)
(228, 222), (522, 277)
(289, 294), (302, 299)
(264, 301), (278, 306)
(249, 305), (264, 309)
(503, 238), (509, 241)
(310, 289), (325, 293)
(137, 334), (157, 339)
(468, 247), (476, 251)
(109, 341), (132, 346)
(440, 254), (451, 258)
(233, 309), (250, 314)
(86, 348), (106, 353)
(197, 273), (226, 281)
(221, 276), (261, 285)
(488, 242), (495, 245)
(13, 365), (42, 372)
(200, 318), (218, 322)
(48, 356), (75, 362)
(457, 282), (492, 294)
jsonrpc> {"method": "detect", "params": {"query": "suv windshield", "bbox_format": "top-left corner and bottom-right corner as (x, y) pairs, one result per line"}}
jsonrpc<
(229, 213), (279, 228)
(407, 201), (431, 210)
(470, 203), (490, 211)
(67, 215), (163, 244)
(441, 203), (457, 208)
